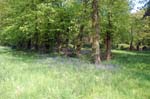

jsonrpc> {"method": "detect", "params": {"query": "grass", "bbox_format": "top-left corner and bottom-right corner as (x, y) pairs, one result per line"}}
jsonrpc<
(0, 46), (150, 99)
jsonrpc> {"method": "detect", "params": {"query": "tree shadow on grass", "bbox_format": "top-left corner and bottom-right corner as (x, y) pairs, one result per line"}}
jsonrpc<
(112, 50), (150, 82)
(112, 50), (150, 66)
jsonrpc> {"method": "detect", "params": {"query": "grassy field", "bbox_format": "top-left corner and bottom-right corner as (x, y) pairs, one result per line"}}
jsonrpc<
(0, 46), (149, 99)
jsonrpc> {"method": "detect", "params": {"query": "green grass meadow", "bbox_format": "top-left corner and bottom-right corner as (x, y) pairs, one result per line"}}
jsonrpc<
(0, 46), (150, 99)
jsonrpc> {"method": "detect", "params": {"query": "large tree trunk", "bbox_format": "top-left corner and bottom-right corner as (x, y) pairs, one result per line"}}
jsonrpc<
(91, 0), (101, 64)
(105, 32), (111, 61)
(105, 12), (112, 61)
(129, 38), (134, 51)
(136, 41), (141, 51)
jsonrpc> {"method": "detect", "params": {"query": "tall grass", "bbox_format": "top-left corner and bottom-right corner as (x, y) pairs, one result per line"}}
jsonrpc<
(0, 46), (149, 99)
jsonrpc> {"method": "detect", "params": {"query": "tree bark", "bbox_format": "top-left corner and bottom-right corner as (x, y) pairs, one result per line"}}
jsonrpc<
(76, 25), (84, 57)
(91, 0), (101, 64)
(105, 12), (112, 61)
(34, 32), (39, 50)
(129, 26), (134, 50)
(105, 32), (111, 61)
(136, 41), (140, 51)
(27, 38), (31, 49)
(55, 32), (62, 53)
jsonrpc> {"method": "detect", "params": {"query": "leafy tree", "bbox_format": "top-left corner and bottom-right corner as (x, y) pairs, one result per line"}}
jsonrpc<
(0, 0), (149, 63)
(100, 0), (130, 60)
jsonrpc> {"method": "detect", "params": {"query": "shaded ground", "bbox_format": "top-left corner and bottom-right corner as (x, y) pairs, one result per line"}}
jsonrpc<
(0, 46), (150, 99)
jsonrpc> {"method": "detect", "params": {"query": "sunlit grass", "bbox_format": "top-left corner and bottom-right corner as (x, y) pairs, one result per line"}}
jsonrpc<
(0, 46), (150, 99)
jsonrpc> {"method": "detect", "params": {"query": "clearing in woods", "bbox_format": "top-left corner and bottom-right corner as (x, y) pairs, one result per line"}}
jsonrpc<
(0, 46), (150, 99)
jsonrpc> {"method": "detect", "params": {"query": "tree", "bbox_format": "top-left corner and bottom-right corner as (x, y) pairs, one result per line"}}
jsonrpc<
(1, 0), (149, 64)
(129, 10), (150, 51)
(100, 0), (130, 60)
(91, 0), (101, 64)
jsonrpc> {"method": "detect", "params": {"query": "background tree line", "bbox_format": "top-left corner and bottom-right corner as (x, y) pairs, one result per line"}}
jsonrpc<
(0, 0), (150, 64)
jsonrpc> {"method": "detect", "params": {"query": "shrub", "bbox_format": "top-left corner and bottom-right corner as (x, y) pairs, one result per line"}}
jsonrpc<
(117, 44), (130, 50)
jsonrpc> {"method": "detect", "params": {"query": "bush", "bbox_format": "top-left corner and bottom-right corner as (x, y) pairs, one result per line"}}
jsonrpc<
(117, 44), (130, 50)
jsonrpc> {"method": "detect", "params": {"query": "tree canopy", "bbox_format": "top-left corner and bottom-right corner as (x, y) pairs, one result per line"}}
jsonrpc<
(0, 0), (150, 64)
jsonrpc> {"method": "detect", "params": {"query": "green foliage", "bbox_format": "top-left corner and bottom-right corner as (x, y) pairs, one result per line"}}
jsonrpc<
(129, 11), (150, 48)
(0, 0), (149, 60)
(117, 44), (130, 50)
(0, 0), (133, 51)
(100, 0), (130, 43)
(0, 0), (83, 51)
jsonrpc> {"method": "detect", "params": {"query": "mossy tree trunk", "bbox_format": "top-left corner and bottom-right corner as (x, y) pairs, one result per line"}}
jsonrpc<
(91, 0), (101, 64)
